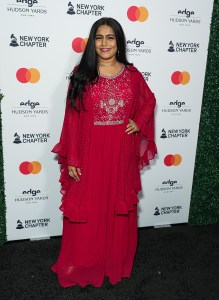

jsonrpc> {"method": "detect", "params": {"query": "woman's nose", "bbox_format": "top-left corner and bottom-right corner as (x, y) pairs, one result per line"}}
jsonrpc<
(101, 37), (107, 46)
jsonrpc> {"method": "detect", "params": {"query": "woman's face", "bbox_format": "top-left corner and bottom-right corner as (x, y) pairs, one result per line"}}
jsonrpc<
(95, 25), (118, 61)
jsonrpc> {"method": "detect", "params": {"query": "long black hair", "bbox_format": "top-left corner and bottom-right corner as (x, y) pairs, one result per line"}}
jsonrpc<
(68, 17), (132, 109)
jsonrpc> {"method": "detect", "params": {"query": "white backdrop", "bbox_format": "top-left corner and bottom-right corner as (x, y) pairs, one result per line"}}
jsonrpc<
(0, 0), (214, 241)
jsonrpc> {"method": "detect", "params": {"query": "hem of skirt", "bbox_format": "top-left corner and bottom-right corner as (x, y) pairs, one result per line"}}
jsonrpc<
(51, 265), (104, 288)
(51, 265), (130, 288)
(106, 274), (131, 285)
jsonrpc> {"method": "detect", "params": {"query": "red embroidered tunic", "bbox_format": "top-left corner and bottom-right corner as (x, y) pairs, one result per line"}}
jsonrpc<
(51, 65), (157, 287)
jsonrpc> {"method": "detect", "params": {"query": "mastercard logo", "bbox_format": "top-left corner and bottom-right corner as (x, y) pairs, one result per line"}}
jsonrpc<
(164, 154), (182, 167)
(171, 71), (190, 85)
(72, 37), (88, 53)
(19, 161), (42, 175)
(16, 68), (40, 84)
(127, 6), (149, 22)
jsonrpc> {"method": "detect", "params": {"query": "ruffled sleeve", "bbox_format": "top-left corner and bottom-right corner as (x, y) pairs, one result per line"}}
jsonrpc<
(52, 96), (80, 167)
(134, 72), (157, 169)
(51, 83), (80, 195)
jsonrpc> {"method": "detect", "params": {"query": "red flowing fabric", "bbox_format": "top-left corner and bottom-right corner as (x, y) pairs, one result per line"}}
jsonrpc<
(51, 65), (157, 287)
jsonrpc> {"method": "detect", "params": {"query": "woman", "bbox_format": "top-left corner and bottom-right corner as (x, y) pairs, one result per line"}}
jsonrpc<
(51, 17), (157, 288)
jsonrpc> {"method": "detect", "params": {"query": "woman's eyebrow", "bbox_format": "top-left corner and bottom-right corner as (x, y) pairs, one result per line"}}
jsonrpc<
(95, 34), (115, 37)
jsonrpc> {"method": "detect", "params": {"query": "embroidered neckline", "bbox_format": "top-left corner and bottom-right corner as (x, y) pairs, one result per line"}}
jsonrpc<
(99, 65), (125, 79)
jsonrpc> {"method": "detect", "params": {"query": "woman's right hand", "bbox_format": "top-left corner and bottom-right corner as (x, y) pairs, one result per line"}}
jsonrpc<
(68, 165), (81, 181)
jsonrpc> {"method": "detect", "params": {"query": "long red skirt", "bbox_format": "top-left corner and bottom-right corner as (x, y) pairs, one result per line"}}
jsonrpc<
(52, 124), (138, 287)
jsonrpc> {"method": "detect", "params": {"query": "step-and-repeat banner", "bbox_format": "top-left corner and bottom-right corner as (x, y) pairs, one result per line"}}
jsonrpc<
(0, 0), (214, 240)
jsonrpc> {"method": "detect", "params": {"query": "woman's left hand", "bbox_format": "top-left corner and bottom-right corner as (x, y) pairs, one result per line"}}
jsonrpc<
(125, 119), (139, 134)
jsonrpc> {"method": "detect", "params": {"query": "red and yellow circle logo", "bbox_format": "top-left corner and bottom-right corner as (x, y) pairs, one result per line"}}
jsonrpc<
(19, 161), (42, 175)
(164, 154), (182, 167)
(72, 37), (88, 53)
(16, 68), (40, 84)
(127, 6), (149, 22)
(171, 71), (190, 85)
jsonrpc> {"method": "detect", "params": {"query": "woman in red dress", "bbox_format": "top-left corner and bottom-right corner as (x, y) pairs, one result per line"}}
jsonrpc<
(51, 17), (157, 287)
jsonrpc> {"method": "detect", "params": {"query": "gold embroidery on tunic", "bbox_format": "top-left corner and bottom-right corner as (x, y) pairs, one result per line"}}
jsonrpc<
(94, 120), (124, 126)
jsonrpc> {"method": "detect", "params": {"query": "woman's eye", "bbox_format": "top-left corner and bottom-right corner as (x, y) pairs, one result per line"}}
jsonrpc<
(95, 37), (102, 40)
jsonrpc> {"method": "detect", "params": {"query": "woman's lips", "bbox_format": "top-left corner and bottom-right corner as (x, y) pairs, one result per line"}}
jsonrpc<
(100, 48), (111, 52)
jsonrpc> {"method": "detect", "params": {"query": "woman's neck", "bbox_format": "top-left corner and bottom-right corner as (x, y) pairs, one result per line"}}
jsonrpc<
(98, 60), (117, 67)
(98, 61), (124, 78)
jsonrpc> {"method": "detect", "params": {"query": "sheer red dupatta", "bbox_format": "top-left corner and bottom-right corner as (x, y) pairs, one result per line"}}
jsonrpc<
(134, 73), (157, 169)
(51, 83), (80, 196)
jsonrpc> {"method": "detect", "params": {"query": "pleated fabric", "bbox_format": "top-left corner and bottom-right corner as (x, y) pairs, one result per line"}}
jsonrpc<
(52, 125), (138, 287)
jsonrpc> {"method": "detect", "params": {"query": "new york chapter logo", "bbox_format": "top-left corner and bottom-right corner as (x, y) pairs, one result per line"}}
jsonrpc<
(16, 68), (40, 83)
(67, 2), (104, 16)
(168, 41), (200, 53)
(160, 128), (190, 139)
(127, 6), (148, 22)
(13, 132), (50, 144)
(141, 72), (152, 82)
(16, 217), (50, 229)
(10, 34), (50, 48)
(154, 206), (182, 216)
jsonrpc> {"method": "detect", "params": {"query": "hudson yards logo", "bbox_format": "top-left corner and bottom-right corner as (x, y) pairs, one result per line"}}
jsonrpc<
(155, 179), (183, 193)
(178, 8), (194, 18)
(141, 72), (151, 82)
(17, 0), (38, 7)
(126, 38), (151, 55)
(67, 1), (104, 16)
(20, 100), (39, 108)
(160, 128), (190, 139)
(170, 8), (201, 26)
(12, 100), (49, 118)
(6, 0), (47, 16)
(15, 188), (48, 204)
(16, 217), (50, 229)
(10, 34), (50, 48)
(154, 206), (182, 216)
(168, 41), (199, 53)
(13, 132), (50, 144)
(161, 100), (192, 115)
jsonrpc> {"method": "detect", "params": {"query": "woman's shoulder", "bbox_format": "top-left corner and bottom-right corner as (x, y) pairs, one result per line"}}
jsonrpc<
(125, 65), (143, 79)
(126, 64), (141, 74)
